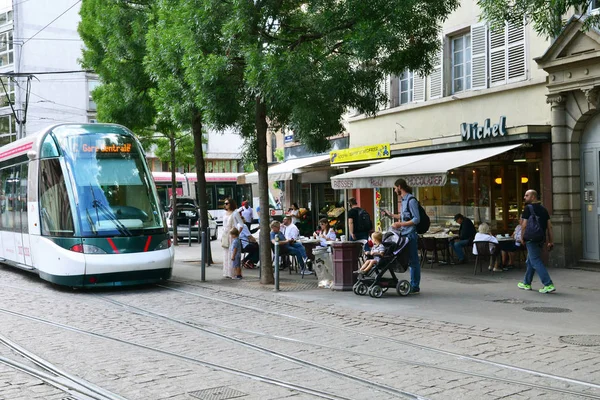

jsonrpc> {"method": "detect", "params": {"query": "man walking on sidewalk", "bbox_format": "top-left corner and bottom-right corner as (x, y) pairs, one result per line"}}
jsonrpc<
(517, 189), (556, 293)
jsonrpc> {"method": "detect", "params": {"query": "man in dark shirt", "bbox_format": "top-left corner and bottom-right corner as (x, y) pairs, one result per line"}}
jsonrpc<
(517, 189), (555, 293)
(347, 197), (371, 241)
(451, 213), (476, 263)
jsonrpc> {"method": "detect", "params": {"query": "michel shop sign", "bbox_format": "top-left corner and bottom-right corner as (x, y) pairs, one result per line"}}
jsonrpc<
(460, 116), (507, 141)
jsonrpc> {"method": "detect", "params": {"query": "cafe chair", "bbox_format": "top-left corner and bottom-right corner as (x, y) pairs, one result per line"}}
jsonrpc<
(356, 239), (369, 267)
(420, 237), (447, 268)
(473, 241), (499, 275)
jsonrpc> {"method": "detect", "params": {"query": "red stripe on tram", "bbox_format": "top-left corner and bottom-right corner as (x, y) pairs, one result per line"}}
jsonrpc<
(144, 236), (152, 252)
(106, 238), (119, 253)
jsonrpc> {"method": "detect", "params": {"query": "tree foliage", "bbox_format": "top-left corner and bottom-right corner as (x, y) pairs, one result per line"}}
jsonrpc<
(478, 0), (600, 38)
(153, 133), (195, 170)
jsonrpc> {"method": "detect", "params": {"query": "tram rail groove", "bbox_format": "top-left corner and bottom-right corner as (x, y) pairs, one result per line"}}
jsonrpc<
(99, 292), (600, 400)
(0, 333), (127, 400)
(158, 282), (600, 392)
(0, 307), (382, 400)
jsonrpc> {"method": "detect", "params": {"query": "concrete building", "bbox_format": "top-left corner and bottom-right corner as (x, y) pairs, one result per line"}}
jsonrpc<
(331, 2), (600, 267)
(0, 0), (94, 142)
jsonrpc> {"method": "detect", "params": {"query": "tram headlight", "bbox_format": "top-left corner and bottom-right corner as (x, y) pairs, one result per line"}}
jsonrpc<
(69, 244), (107, 254)
(155, 239), (172, 250)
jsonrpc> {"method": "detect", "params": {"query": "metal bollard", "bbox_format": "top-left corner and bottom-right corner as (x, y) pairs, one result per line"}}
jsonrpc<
(200, 230), (206, 282)
(188, 219), (192, 247)
(274, 240), (280, 292)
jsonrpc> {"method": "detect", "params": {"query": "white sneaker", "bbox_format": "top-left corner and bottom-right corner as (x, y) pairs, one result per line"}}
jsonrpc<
(302, 270), (314, 275)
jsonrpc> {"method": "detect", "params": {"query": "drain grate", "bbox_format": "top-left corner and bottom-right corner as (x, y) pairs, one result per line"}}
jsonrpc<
(492, 298), (536, 304)
(189, 386), (247, 400)
(523, 306), (572, 313)
(559, 335), (600, 346)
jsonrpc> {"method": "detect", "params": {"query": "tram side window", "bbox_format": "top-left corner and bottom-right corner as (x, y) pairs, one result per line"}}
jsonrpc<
(39, 159), (74, 236)
(10, 167), (20, 232)
(0, 166), (16, 231)
(19, 163), (28, 233)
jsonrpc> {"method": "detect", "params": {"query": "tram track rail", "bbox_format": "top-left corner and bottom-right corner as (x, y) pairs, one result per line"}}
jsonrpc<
(0, 332), (127, 400)
(0, 307), (395, 400)
(154, 281), (600, 397)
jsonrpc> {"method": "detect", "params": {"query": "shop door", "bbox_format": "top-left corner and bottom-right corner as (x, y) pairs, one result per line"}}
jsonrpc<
(582, 149), (599, 260)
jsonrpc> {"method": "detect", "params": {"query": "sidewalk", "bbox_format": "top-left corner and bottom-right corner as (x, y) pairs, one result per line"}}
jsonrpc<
(171, 241), (600, 337)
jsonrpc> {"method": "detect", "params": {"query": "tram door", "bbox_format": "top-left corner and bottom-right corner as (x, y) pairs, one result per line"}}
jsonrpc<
(18, 164), (31, 265)
(582, 149), (600, 260)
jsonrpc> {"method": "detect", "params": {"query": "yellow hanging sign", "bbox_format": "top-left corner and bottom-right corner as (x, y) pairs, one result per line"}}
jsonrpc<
(330, 143), (390, 164)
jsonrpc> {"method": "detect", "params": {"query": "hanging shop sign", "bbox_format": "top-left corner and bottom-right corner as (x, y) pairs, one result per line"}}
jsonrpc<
(461, 116), (507, 142)
(330, 143), (390, 164)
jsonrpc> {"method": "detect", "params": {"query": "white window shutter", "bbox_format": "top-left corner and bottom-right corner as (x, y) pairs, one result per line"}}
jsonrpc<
(507, 21), (526, 82)
(428, 47), (443, 99)
(489, 24), (506, 86)
(470, 22), (488, 90)
(379, 75), (391, 110)
(413, 73), (426, 102)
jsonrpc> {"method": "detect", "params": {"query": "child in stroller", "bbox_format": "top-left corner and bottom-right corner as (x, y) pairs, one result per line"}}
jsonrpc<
(355, 232), (385, 276)
(353, 230), (412, 298)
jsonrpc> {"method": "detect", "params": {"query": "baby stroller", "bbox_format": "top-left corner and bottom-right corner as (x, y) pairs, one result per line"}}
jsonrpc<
(352, 231), (411, 298)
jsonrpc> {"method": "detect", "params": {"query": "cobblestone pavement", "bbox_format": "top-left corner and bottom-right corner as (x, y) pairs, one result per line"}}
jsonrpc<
(0, 239), (598, 399)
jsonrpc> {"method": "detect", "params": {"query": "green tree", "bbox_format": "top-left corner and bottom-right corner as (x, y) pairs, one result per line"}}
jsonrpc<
(153, 132), (195, 172)
(477, 0), (600, 38)
(175, 0), (459, 283)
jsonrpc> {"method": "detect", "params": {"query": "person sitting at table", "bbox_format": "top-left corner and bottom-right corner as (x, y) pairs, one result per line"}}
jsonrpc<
(451, 213), (476, 264)
(237, 221), (259, 269)
(282, 215), (300, 240)
(500, 221), (523, 269)
(472, 223), (501, 272)
(270, 220), (312, 275)
(313, 218), (336, 246)
(355, 231), (385, 276)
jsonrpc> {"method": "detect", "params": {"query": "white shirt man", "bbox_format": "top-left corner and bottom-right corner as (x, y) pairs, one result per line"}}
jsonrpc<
(239, 201), (254, 224)
(282, 216), (300, 240)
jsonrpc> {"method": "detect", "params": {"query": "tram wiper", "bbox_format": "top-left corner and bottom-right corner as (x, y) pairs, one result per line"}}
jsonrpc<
(85, 208), (97, 235)
(89, 185), (131, 237)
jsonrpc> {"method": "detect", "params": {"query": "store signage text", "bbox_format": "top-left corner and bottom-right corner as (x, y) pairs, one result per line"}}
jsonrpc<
(284, 134), (294, 143)
(460, 116), (507, 142)
(330, 143), (390, 164)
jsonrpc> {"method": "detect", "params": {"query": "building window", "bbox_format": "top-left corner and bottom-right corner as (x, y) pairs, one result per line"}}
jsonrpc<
(271, 133), (277, 162)
(88, 80), (100, 111)
(0, 30), (13, 67)
(0, 114), (15, 145)
(0, 10), (13, 29)
(0, 75), (14, 107)
(452, 33), (471, 93)
(399, 70), (413, 104)
(590, 0), (600, 13)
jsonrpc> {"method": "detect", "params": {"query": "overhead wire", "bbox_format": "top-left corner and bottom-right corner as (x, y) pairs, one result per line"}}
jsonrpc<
(22, 0), (82, 46)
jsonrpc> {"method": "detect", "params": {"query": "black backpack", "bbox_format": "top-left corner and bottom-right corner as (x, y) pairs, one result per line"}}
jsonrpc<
(356, 208), (373, 233)
(408, 197), (430, 234)
(523, 204), (545, 242)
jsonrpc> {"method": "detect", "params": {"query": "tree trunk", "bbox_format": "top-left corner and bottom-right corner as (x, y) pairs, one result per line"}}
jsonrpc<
(256, 96), (273, 284)
(170, 134), (178, 246)
(192, 109), (213, 264)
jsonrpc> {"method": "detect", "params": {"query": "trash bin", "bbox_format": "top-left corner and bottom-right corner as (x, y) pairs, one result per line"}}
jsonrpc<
(312, 246), (334, 288)
(331, 241), (362, 291)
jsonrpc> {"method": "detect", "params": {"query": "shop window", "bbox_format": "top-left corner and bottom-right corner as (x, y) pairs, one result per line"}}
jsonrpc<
(452, 33), (472, 93)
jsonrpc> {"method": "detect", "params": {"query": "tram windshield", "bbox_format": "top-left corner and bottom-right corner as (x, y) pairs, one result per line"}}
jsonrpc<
(54, 128), (164, 237)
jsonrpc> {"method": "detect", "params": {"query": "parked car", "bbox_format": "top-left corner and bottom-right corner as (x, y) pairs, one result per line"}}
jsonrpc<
(166, 202), (218, 241)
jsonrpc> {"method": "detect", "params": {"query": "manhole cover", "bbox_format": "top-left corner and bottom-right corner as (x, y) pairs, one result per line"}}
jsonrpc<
(559, 335), (600, 346)
(189, 386), (247, 400)
(523, 306), (572, 313)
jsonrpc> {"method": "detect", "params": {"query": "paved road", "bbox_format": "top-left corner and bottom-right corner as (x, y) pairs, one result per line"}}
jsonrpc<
(0, 235), (597, 399)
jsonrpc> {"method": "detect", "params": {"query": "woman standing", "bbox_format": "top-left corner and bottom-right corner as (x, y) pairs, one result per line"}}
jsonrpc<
(222, 198), (243, 278)
(288, 203), (301, 224)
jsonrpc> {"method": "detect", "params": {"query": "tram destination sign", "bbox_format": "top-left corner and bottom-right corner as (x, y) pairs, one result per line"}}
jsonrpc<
(460, 116), (507, 142)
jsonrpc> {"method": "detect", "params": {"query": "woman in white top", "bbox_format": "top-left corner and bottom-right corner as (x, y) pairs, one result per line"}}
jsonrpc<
(314, 218), (336, 246)
(472, 223), (501, 272)
(287, 203), (300, 224)
(221, 198), (244, 278)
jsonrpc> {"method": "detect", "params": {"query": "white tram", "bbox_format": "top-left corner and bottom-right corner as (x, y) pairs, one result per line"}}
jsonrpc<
(0, 123), (174, 287)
